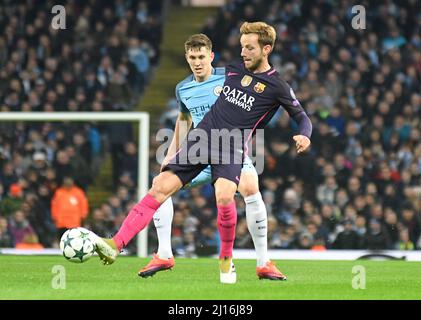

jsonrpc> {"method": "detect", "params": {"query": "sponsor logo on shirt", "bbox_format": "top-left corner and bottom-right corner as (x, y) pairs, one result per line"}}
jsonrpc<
(222, 85), (255, 111)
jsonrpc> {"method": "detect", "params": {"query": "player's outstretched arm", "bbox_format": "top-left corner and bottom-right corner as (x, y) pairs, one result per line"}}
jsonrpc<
(161, 112), (192, 170)
(290, 111), (312, 154)
(277, 82), (312, 154)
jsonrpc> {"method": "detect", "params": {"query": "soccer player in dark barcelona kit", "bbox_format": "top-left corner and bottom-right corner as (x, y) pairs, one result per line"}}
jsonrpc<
(93, 21), (312, 284)
(138, 34), (287, 282)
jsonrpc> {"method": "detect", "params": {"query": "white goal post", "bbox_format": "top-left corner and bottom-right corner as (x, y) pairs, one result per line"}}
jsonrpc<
(0, 112), (150, 257)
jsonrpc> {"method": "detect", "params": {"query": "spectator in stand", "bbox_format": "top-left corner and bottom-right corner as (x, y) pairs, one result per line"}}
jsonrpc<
(383, 208), (400, 248)
(234, 218), (254, 249)
(51, 177), (89, 240)
(86, 208), (115, 238)
(8, 210), (40, 248)
(332, 219), (361, 249)
(295, 232), (314, 250)
(400, 203), (420, 248)
(362, 219), (391, 250)
(0, 183), (24, 217)
(120, 142), (139, 186)
(316, 176), (338, 205)
(398, 228), (415, 250)
(197, 218), (220, 255)
(127, 37), (150, 94)
(0, 217), (13, 247)
(0, 163), (18, 198)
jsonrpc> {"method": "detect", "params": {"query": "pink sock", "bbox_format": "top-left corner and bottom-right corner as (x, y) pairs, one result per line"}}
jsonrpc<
(217, 201), (237, 258)
(113, 194), (161, 251)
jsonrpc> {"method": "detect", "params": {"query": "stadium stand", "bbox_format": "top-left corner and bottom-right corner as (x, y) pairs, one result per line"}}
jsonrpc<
(153, 0), (421, 255)
(0, 0), (163, 248)
(0, 0), (420, 256)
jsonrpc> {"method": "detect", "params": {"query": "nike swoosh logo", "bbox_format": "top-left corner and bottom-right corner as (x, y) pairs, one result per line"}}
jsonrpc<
(227, 72), (239, 76)
(235, 176), (240, 182)
(185, 96), (192, 100)
(256, 219), (266, 223)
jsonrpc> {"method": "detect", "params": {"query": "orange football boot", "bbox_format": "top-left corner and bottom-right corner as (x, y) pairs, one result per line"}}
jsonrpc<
(256, 261), (287, 280)
(138, 253), (175, 278)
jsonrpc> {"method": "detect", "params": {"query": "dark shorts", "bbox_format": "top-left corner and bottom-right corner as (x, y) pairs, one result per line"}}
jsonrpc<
(164, 161), (242, 186)
(163, 127), (244, 186)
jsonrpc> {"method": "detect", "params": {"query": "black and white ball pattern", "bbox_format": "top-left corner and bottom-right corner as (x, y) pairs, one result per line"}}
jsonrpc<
(60, 227), (95, 263)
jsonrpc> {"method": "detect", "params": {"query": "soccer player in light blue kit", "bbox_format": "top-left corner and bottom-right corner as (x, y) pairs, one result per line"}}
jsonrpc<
(138, 34), (286, 281)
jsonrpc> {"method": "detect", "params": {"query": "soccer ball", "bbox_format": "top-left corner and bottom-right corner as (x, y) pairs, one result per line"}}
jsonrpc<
(60, 227), (96, 263)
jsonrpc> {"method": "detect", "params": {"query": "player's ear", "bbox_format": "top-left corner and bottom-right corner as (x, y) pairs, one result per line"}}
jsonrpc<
(210, 51), (215, 62)
(263, 44), (272, 56)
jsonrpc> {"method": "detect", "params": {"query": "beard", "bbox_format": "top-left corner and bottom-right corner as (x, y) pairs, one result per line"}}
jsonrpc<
(245, 56), (263, 72)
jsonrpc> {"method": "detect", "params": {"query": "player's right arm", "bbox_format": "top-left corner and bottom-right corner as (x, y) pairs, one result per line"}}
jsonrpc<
(277, 80), (312, 153)
(161, 77), (195, 170)
(161, 111), (192, 170)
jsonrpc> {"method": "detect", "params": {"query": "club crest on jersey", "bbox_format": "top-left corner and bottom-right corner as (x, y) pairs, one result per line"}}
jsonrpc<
(254, 82), (266, 93)
(214, 85), (223, 96)
(241, 75), (253, 87)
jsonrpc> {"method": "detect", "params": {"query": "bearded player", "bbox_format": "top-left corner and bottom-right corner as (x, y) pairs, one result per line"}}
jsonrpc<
(138, 33), (286, 281)
(93, 22), (312, 284)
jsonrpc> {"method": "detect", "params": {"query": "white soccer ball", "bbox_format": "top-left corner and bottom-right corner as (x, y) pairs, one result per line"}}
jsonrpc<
(60, 227), (96, 263)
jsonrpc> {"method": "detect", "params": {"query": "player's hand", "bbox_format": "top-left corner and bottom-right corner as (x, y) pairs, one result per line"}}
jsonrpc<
(293, 135), (311, 153)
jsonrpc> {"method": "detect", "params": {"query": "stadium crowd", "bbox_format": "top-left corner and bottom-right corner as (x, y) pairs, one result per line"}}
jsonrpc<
(0, 0), (420, 255)
(0, 0), (162, 248)
(154, 0), (421, 255)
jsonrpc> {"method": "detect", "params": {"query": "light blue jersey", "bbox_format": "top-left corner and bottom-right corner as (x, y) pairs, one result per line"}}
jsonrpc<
(176, 67), (225, 128)
(174, 67), (257, 188)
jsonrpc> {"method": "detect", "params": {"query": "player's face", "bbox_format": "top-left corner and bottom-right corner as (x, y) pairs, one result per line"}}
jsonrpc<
(240, 34), (269, 72)
(186, 47), (214, 82)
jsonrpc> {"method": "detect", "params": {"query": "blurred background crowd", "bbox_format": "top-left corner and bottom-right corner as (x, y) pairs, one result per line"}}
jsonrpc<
(0, 0), (420, 255)
(155, 0), (421, 255)
(0, 0), (162, 249)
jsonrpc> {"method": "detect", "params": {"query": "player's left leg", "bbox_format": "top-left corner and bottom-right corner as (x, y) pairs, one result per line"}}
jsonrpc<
(214, 177), (238, 284)
(237, 158), (287, 281)
(237, 170), (269, 266)
(212, 149), (243, 283)
(154, 197), (174, 260)
(96, 130), (208, 266)
(138, 167), (213, 277)
(138, 197), (175, 278)
(95, 170), (184, 265)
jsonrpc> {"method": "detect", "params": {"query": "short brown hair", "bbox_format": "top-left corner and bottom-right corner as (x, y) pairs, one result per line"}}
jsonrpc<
(240, 22), (276, 48)
(184, 34), (212, 52)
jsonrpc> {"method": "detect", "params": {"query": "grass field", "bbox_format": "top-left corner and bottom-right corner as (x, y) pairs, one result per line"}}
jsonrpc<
(0, 256), (420, 300)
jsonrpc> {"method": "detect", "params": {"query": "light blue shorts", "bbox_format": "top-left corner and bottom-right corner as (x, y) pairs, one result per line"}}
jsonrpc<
(185, 156), (257, 189)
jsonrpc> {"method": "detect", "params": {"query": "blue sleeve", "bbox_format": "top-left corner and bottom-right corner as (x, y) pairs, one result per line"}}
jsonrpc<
(175, 82), (189, 114)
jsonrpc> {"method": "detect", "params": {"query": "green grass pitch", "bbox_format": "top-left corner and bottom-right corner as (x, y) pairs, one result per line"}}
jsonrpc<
(0, 256), (420, 300)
